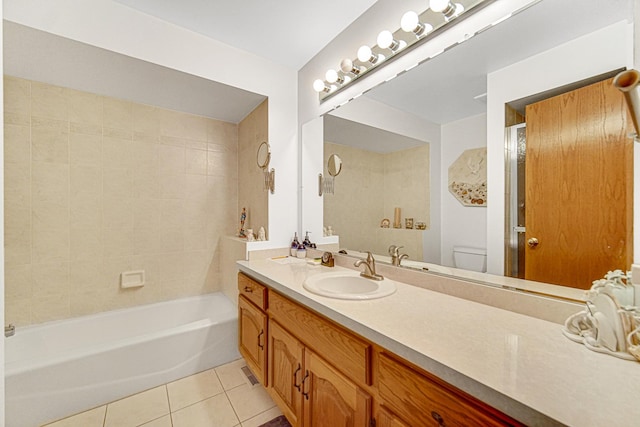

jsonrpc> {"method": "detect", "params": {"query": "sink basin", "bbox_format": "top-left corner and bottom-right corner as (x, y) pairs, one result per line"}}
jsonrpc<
(303, 271), (397, 300)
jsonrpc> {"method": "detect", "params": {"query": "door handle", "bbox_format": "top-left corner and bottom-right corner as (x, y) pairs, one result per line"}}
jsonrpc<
(527, 237), (539, 248)
(257, 330), (264, 350)
(293, 364), (302, 391)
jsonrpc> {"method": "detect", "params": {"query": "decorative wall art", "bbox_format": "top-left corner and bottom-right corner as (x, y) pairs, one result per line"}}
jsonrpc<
(448, 147), (487, 206)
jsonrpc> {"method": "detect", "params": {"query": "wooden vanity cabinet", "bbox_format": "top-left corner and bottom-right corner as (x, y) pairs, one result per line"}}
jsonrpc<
(238, 272), (521, 427)
(238, 274), (268, 385)
(268, 294), (372, 427)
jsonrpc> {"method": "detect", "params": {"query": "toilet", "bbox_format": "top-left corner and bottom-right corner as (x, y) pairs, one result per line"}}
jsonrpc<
(452, 246), (487, 272)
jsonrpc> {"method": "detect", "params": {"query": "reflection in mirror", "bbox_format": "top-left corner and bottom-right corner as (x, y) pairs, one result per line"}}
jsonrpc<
(316, 0), (634, 297)
(327, 154), (343, 177)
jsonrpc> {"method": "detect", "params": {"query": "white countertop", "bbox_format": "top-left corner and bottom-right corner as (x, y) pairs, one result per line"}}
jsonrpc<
(238, 258), (640, 427)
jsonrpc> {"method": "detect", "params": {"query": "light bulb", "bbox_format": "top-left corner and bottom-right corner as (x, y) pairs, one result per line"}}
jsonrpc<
(313, 79), (328, 93)
(357, 45), (373, 63)
(325, 69), (344, 84)
(455, 3), (464, 15)
(430, 0), (451, 12)
(401, 11), (419, 32)
(340, 58), (361, 75)
(377, 30), (394, 49)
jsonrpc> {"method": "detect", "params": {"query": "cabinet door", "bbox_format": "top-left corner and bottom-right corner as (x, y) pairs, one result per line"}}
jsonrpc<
(269, 321), (304, 426)
(238, 296), (267, 385)
(302, 350), (371, 427)
(377, 406), (409, 427)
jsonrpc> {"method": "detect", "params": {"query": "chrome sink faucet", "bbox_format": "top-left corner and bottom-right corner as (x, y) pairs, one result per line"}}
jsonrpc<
(354, 252), (384, 281)
(388, 245), (409, 267)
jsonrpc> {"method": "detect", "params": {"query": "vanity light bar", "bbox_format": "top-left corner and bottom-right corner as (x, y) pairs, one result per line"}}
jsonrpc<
(313, 0), (494, 100)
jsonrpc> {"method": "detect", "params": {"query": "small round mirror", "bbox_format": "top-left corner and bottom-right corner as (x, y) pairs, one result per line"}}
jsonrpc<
(256, 141), (271, 169)
(327, 154), (342, 177)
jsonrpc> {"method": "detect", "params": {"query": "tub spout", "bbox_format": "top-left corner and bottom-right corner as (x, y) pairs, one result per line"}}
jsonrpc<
(5, 324), (15, 337)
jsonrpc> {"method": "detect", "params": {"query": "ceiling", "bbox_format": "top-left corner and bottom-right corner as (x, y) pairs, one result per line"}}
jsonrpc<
(113, 0), (379, 70)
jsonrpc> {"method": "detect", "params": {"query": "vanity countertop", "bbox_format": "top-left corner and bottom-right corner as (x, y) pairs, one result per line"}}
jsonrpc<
(237, 258), (640, 427)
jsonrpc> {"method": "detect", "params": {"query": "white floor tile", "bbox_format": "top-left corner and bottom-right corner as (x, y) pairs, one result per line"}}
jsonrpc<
(139, 414), (173, 427)
(172, 393), (239, 427)
(167, 368), (224, 411)
(226, 383), (277, 422)
(215, 358), (250, 390)
(241, 407), (285, 427)
(104, 386), (170, 427)
(43, 405), (106, 427)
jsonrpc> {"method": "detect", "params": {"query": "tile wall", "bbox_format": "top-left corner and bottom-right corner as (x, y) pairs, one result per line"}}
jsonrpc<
(324, 142), (430, 259)
(3, 76), (261, 326)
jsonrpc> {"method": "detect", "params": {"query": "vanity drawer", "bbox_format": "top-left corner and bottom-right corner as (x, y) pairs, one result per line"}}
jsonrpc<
(268, 291), (371, 386)
(238, 273), (267, 310)
(378, 353), (518, 427)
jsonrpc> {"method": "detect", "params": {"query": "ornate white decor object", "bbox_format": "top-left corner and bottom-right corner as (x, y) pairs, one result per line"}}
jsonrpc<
(448, 147), (487, 206)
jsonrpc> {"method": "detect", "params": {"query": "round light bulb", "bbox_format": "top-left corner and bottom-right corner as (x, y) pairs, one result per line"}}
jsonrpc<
(430, 0), (451, 12)
(401, 11), (419, 32)
(357, 45), (373, 63)
(325, 69), (339, 84)
(377, 30), (394, 49)
(455, 3), (464, 15)
(313, 79), (326, 93)
(340, 58), (353, 74)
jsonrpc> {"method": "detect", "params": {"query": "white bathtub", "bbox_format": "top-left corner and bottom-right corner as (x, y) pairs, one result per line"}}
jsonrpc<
(5, 292), (239, 427)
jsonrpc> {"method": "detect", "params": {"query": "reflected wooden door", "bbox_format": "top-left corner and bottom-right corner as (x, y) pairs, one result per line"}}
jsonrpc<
(524, 77), (634, 289)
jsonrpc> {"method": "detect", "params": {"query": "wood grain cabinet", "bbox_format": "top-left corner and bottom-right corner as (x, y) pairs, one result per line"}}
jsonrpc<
(238, 275), (268, 385)
(269, 319), (371, 427)
(238, 272), (521, 427)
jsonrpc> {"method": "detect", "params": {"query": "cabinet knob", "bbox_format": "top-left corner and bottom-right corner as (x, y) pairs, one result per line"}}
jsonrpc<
(244, 286), (253, 293)
(431, 411), (446, 426)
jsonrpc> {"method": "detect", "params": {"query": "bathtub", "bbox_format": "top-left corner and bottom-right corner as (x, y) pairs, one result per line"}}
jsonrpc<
(5, 292), (240, 427)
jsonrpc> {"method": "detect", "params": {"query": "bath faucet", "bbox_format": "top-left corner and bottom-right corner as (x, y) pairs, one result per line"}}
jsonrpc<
(389, 245), (409, 267)
(354, 252), (384, 281)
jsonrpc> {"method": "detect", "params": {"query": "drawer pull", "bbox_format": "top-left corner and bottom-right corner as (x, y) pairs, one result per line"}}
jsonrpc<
(301, 370), (310, 400)
(244, 286), (253, 293)
(293, 364), (302, 391)
(258, 330), (264, 350)
(431, 411), (446, 426)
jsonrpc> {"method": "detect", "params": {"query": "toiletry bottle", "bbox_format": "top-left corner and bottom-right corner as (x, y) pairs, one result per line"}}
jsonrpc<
(296, 243), (307, 258)
(303, 231), (312, 247)
(290, 233), (300, 256)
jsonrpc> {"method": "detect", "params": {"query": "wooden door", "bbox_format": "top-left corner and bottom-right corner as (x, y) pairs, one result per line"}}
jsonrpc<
(268, 321), (304, 427)
(238, 296), (267, 384)
(302, 350), (371, 427)
(525, 77), (634, 289)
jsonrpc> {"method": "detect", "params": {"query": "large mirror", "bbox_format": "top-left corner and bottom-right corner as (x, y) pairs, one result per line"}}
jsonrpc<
(312, 0), (635, 296)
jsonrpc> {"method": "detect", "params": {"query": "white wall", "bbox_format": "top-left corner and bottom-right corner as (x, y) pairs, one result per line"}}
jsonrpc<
(4, 0), (299, 249)
(441, 114), (487, 267)
(486, 21), (634, 275)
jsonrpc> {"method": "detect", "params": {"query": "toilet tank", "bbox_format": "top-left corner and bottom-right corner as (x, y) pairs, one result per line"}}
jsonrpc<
(453, 246), (487, 272)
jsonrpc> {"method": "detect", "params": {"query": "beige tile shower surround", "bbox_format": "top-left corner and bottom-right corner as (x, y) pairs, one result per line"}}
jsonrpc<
(4, 76), (266, 326)
(323, 141), (429, 259)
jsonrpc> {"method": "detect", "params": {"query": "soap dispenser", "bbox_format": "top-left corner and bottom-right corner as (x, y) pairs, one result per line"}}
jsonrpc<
(303, 231), (317, 249)
(290, 233), (300, 256)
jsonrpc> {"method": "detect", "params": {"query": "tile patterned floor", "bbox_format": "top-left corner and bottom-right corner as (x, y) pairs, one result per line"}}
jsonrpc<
(43, 359), (283, 427)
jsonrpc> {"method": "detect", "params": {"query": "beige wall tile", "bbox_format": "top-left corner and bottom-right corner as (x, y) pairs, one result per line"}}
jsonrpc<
(5, 124), (30, 164)
(104, 97), (133, 131)
(69, 132), (102, 167)
(5, 264), (32, 300)
(67, 88), (103, 127)
(4, 76), (30, 116)
(31, 81), (67, 120)
(31, 117), (69, 164)
(5, 78), (243, 326)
